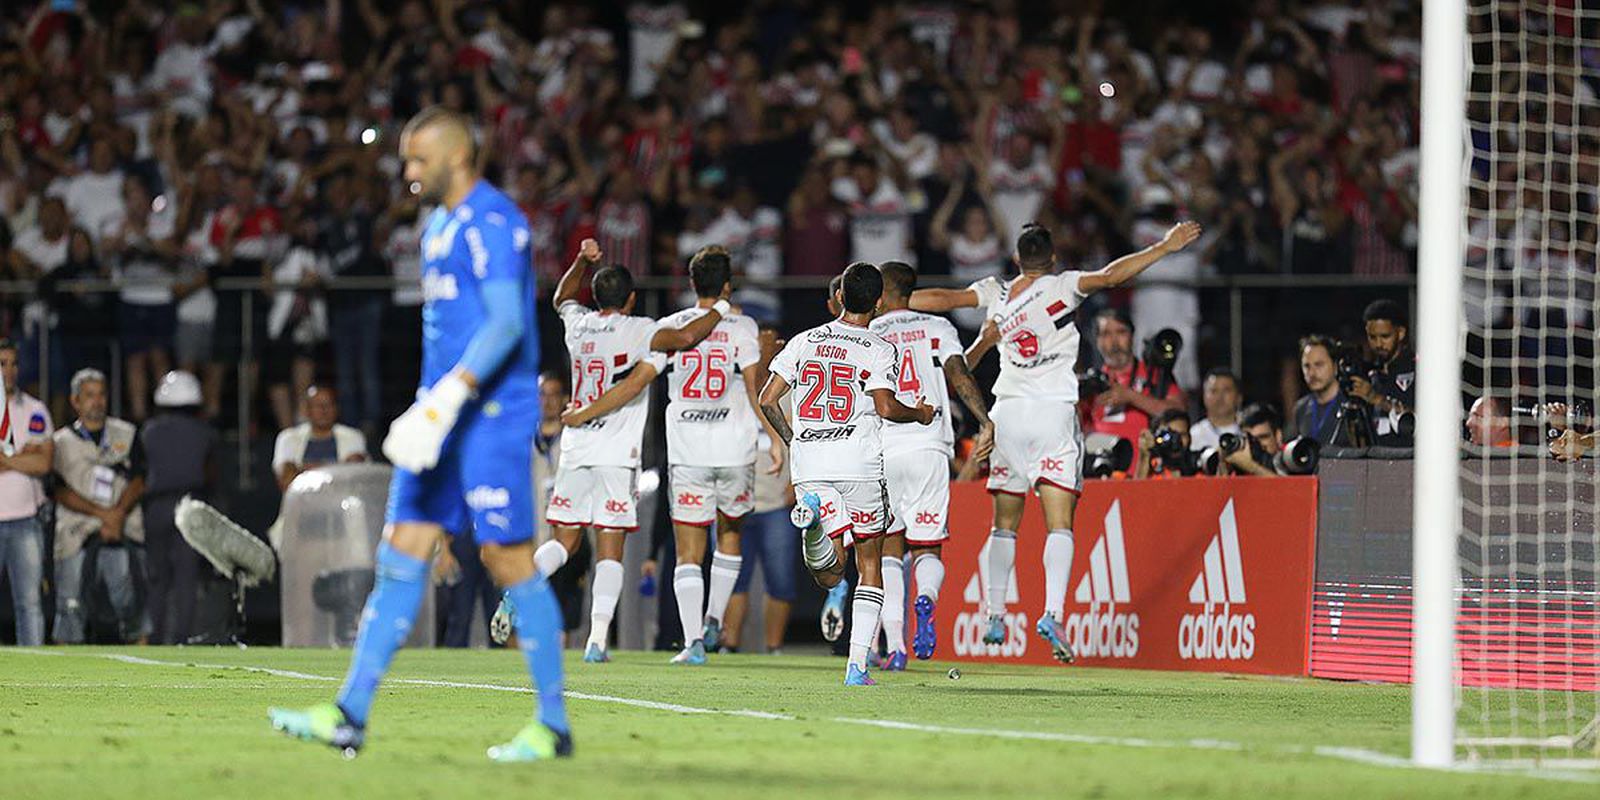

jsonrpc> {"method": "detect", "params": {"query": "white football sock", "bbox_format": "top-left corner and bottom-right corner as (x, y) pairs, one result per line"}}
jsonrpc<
(880, 556), (906, 653)
(1043, 529), (1075, 620)
(986, 530), (1017, 617)
(847, 585), (885, 671)
(802, 524), (838, 572)
(672, 563), (704, 647)
(705, 552), (742, 624)
(913, 552), (945, 603)
(587, 559), (624, 650)
(534, 539), (568, 577)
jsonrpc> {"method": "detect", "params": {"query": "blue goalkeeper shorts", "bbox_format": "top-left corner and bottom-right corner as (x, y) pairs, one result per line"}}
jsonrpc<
(385, 404), (537, 546)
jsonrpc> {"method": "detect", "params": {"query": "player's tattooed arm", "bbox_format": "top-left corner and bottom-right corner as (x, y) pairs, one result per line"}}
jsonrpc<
(909, 287), (980, 313)
(560, 362), (660, 426)
(1077, 221), (1202, 294)
(871, 389), (934, 425)
(943, 356), (995, 461)
(965, 321), (999, 368)
(758, 374), (794, 446)
(552, 237), (601, 311)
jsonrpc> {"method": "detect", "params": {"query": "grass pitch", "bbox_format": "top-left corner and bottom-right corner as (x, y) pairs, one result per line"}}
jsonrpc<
(0, 646), (1591, 799)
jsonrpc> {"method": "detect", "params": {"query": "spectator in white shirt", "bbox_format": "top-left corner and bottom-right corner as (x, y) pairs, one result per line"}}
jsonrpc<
(271, 386), (367, 493)
(1190, 368), (1244, 452)
(0, 340), (55, 646)
(831, 151), (919, 266)
(49, 139), (125, 244)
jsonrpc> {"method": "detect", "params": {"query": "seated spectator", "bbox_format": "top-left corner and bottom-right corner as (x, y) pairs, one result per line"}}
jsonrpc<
(271, 386), (367, 492)
(0, 339), (54, 646)
(1292, 334), (1355, 446)
(1084, 308), (1186, 452)
(1190, 368), (1243, 451)
(51, 369), (147, 643)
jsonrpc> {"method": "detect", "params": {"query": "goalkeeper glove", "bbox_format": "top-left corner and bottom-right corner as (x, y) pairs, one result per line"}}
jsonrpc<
(382, 373), (473, 473)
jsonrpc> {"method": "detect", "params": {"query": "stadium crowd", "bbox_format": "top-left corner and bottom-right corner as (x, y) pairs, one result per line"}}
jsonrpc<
(0, 0), (1498, 647)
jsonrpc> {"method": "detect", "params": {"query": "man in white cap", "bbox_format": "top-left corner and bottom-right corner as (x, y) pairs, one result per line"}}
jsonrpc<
(138, 370), (220, 644)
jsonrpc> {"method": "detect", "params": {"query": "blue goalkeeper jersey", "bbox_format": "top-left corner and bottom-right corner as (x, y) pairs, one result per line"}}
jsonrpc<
(417, 180), (540, 411)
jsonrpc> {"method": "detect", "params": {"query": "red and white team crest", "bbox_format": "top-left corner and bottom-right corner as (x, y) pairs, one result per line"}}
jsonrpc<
(1008, 329), (1039, 358)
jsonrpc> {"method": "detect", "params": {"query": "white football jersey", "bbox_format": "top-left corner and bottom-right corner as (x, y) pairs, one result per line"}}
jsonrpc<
(869, 309), (963, 458)
(557, 301), (667, 468)
(970, 272), (1087, 401)
(658, 306), (761, 467)
(768, 319), (898, 483)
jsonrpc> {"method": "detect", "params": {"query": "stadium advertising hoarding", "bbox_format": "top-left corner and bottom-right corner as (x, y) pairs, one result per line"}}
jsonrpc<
(935, 477), (1318, 676)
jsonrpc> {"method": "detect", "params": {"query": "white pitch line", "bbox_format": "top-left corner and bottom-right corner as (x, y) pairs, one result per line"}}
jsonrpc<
(5, 649), (1594, 784)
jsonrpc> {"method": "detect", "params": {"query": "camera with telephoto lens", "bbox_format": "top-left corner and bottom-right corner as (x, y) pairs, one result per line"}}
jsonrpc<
(1078, 366), (1112, 398)
(1149, 428), (1196, 475)
(1084, 435), (1133, 478)
(1143, 328), (1183, 371)
(1272, 436), (1321, 475)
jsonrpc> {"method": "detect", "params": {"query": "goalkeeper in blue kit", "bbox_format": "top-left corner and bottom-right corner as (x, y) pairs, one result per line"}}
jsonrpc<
(268, 106), (571, 762)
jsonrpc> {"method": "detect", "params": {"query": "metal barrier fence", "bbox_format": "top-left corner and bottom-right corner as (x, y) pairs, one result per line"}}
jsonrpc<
(0, 272), (1418, 490)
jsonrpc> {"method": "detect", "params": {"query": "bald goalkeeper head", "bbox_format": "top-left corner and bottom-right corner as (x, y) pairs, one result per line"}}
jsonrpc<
(401, 106), (480, 208)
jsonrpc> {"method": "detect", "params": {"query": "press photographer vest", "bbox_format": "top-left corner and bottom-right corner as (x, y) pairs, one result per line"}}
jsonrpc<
(53, 418), (145, 560)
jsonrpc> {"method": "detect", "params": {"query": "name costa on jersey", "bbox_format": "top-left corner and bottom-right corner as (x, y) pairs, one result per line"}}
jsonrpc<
(870, 310), (962, 457)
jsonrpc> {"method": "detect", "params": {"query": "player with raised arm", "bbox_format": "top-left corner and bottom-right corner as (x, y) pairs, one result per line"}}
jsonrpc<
(760, 263), (933, 685)
(267, 107), (572, 762)
(530, 238), (727, 664)
(653, 245), (784, 665)
(870, 261), (994, 668)
(912, 221), (1200, 663)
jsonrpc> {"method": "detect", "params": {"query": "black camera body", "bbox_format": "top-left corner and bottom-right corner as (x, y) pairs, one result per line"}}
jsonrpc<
(1085, 436), (1134, 478)
(1079, 367), (1112, 398)
(1149, 428), (1196, 475)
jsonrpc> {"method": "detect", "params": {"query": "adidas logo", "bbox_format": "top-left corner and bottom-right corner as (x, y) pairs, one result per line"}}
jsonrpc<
(1177, 499), (1257, 660)
(952, 539), (1028, 657)
(1065, 501), (1141, 658)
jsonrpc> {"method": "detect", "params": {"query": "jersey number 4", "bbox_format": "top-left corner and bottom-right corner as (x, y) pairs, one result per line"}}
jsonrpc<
(678, 348), (729, 400)
(897, 346), (921, 395)
(796, 361), (856, 423)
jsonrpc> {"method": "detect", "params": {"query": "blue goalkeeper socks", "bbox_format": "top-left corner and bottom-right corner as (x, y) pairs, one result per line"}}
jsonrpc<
(505, 572), (570, 734)
(335, 543), (428, 728)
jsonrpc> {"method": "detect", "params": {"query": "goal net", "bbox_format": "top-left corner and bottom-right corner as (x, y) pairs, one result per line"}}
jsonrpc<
(1421, 0), (1600, 769)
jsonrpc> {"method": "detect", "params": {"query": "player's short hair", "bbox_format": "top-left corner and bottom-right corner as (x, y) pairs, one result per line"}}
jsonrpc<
(689, 245), (733, 299)
(828, 275), (844, 296)
(1016, 223), (1054, 269)
(1362, 298), (1408, 329)
(592, 265), (635, 311)
(403, 105), (478, 164)
(879, 260), (916, 299)
(0, 338), (17, 357)
(1299, 333), (1336, 360)
(840, 262), (883, 314)
(1203, 367), (1239, 390)
(1151, 408), (1190, 431)
(1094, 307), (1134, 335)
(1240, 402), (1282, 431)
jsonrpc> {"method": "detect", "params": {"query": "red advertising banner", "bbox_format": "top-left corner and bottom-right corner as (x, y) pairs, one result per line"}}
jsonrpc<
(934, 477), (1319, 676)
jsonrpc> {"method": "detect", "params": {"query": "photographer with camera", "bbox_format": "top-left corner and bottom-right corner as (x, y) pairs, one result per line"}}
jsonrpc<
(1342, 300), (1416, 445)
(1134, 409), (1197, 479)
(1293, 334), (1361, 447)
(1206, 404), (1281, 477)
(1083, 309), (1186, 455)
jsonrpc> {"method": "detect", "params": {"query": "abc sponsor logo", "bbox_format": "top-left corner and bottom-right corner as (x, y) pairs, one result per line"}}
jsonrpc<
(677, 492), (705, 507)
(549, 495), (573, 509)
(605, 499), (630, 515)
(914, 511), (941, 527)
